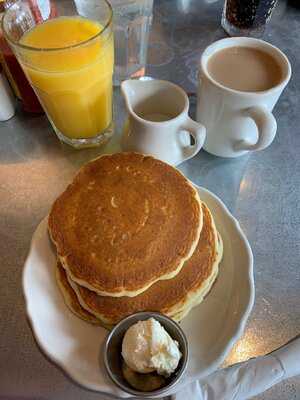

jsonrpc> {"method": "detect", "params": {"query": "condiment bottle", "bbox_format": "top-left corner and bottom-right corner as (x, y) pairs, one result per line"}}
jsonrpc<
(0, 0), (44, 113)
(0, 63), (15, 120)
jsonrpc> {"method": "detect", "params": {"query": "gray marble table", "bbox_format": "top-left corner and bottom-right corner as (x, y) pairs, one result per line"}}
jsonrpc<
(0, 0), (299, 399)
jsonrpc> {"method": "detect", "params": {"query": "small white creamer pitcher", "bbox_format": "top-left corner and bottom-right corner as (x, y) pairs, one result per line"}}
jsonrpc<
(121, 79), (206, 166)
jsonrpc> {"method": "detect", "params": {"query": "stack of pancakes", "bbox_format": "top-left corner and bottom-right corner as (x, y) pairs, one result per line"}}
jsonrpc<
(49, 153), (223, 329)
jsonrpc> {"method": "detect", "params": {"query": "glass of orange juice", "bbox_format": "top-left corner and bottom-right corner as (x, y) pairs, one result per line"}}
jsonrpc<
(3, 0), (114, 148)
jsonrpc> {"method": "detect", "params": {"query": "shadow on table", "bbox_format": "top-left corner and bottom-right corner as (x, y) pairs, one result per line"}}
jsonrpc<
(0, 91), (125, 170)
(0, 397), (45, 400)
(0, 110), (118, 168)
(0, 104), (59, 165)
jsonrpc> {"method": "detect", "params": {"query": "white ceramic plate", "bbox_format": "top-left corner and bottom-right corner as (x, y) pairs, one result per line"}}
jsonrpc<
(23, 185), (254, 397)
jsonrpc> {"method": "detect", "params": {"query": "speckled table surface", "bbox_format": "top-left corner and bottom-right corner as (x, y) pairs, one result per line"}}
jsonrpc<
(0, 0), (299, 399)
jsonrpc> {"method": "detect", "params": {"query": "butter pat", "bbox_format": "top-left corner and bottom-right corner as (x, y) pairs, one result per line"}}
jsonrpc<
(122, 318), (182, 377)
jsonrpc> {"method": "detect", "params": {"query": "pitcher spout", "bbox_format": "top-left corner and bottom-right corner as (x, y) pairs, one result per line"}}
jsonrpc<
(121, 80), (145, 117)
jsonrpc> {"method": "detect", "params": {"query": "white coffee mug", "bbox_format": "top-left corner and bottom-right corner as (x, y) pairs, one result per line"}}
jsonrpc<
(196, 37), (291, 158)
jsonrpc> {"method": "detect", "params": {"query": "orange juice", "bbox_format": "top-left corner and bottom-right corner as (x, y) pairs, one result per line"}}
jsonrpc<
(19, 16), (114, 139)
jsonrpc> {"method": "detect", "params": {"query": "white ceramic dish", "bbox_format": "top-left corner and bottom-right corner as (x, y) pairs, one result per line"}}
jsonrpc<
(23, 185), (254, 397)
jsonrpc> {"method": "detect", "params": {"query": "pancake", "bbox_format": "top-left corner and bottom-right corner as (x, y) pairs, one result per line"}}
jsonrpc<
(49, 152), (202, 297)
(172, 233), (223, 322)
(65, 202), (222, 326)
(55, 261), (101, 325)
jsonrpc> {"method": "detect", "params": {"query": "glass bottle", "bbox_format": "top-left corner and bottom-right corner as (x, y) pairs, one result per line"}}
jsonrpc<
(0, 0), (44, 113)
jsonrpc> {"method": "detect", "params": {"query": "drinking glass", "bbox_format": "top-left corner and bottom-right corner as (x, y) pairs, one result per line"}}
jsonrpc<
(2, 0), (114, 148)
(222, 0), (278, 38)
(110, 0), (153, 85)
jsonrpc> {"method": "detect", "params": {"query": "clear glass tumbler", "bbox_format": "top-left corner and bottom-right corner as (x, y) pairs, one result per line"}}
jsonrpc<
(2, 0), (114, 148)
(222, 0), (278, 38)
(110, 0), (153, 85)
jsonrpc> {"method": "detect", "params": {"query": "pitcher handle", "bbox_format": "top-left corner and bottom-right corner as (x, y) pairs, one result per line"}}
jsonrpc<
(177, 116), (206, 164)
(233, 105), (277, 152)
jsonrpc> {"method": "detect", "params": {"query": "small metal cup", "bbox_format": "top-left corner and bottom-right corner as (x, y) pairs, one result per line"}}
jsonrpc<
(103, 311), (188, 397)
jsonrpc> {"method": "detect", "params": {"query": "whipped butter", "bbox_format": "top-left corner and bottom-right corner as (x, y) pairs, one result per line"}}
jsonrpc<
(121, 318), (182, 377)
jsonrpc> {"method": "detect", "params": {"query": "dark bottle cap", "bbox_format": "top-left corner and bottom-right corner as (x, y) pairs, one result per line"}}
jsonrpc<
(0, 1), (5, 13)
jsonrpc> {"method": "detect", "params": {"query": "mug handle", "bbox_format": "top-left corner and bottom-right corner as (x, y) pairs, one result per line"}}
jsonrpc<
(234, 105), (277, 152)
(177, 116), (206, 163)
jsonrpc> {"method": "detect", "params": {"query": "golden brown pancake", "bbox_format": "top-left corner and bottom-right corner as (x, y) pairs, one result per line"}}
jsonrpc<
(64, 202), (222, 326)
(55, 229), (222, 329)
(49, 152), (202, 297)
(55, 261), (101, 325)
(172, 233), (223, 322)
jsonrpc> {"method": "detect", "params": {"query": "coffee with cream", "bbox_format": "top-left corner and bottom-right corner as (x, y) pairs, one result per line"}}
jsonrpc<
(207, 46), (283, 92)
